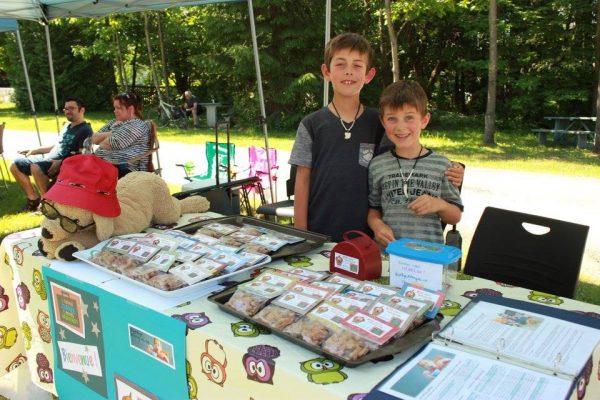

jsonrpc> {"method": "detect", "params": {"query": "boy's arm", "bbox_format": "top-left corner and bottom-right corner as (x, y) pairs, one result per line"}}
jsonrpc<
(367, 208), (395, 247)
(408, 196), (462, 225)
(293, 166), (311, 231)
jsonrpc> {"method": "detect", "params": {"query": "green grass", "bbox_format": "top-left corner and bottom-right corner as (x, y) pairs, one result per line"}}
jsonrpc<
(1, 104), (599, 305)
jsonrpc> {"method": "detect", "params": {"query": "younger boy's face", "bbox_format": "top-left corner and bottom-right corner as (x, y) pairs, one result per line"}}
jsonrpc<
(322, 49), (375, 98)
(381, 105), (430, 154)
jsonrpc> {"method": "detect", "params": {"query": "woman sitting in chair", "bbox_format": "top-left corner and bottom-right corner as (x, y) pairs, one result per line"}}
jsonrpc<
(93, 92), (155, 178)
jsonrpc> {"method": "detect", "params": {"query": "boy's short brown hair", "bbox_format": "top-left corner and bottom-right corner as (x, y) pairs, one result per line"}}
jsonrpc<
(379, 80), (428, 116)
(324, 32), (374, 70)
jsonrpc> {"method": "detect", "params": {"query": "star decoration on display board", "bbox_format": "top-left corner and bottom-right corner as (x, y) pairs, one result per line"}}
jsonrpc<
(59, 328), (66, 340)
(82, 301), (89, 317)
(93, 301), (99, 312)
(82, 370), (89, 384)
(91, 322), (101, 338)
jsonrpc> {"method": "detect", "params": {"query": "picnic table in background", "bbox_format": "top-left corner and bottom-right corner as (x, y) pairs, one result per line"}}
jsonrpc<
(532, 116), (596, 149)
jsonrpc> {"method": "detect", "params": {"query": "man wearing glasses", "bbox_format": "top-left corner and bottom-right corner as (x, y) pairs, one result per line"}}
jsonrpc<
(9, 97), (93, 211)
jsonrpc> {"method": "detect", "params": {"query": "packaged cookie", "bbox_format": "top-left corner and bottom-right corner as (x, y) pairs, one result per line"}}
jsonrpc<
(254, 269), (300, 289)
(366, 300), (415, 337)
(341, 309), (400, 347)
(289, 282), (334, 300)
(253, 304), (299, 330)
(325, 273), (362, 290)
(91, 250), (140, 273)
(147, 273), (188, 291)
(250, 235), (287, 251)
(322, 331), (371, 361)
(287, 268), (328, 282)
(238, 250), (269, 267)
(238, 225), (262, 237)
(271, 290), (322, 315)
(309, 280), (347, 294)
(285, 301), (349, 346)
(241, 243), (271, 255)
(356, 281), (398, 297)
(169, 263), (212, 285)
(225, 281), (284, 316)
(105, 237), (138, 254)
(208, 251), (247, 274)
(144, 251), (178, 272)
(195, 227), (222, 239)
(127, 243), (161, 263)
(204, 222), (240, 236)
(124, 265), (163, 283)
(283, 316), (334, 346)
(328, 292), (374, 312)
(191, 232), (220, 245)
(399, 283), (445, 319)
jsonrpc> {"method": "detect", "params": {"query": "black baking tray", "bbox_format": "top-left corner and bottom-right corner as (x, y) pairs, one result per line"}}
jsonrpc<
(208, 283), (438, 367)
(177, 215), (330, 260)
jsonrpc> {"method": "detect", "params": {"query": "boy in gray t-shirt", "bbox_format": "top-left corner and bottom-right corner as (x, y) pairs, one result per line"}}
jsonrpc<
(367, 81), (463, 245)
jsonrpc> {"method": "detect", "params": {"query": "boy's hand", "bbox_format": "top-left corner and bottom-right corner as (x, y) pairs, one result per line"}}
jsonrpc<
(372, 221), (395, 247)
(408, 195), (445, 216)
(18, 149), (30, 156)
(445, 162), (464, 188)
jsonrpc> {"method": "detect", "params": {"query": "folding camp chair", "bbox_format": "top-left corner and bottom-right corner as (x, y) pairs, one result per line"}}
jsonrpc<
(464, 206), (589, 298)
(256, 165), (296, 220)
(179, 142), (236, 187)
(0, 122), (9, 191)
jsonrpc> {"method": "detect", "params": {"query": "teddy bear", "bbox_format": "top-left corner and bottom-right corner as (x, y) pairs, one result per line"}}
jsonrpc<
(38, 154), (210, 261)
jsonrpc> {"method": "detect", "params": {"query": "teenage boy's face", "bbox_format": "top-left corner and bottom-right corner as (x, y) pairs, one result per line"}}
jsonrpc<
(381, 105), (430, 154)
(322, 49), (375, 98)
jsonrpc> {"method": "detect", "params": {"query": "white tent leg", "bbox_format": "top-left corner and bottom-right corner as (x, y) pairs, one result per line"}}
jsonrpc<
(44, 24), (60, 133)
(247, 0), (275, 204)
(15, 27), (42, 146)
(323, 0), (331, 107)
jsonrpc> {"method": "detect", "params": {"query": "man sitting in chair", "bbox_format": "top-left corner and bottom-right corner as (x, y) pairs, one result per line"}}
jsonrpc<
(182, 90), (199, 128)
(9, 97), (92, 211)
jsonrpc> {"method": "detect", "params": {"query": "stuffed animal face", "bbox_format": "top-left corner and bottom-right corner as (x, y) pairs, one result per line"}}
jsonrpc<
(40, 200), (95, 242)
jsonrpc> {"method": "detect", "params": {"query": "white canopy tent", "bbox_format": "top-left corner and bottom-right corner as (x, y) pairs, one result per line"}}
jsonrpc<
(0, 0), (282, 200)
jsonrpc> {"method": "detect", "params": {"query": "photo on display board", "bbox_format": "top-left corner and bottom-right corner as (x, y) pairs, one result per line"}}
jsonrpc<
(128, 324), (175, 369)
(114, 373), (158, 400)
(50, 281), (86, 338)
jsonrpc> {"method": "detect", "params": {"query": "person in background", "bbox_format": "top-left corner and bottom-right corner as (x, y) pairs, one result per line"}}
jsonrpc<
(182, 90), (199, 128)
(367, 80), (463, 246)
(10, 97), (92, 211)
(93, 92), (153, 178)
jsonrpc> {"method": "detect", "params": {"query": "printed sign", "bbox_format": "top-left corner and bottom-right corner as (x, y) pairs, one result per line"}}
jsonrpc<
(50, 282), (85, 338)
(128, 324), (175, 369)
(57, 341), (103, 377)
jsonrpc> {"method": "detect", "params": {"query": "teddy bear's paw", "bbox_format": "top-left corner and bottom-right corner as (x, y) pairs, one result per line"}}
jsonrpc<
(37, 239), (52, 259)
(56, 242), (84, 262)
(180, 195), (210, 214)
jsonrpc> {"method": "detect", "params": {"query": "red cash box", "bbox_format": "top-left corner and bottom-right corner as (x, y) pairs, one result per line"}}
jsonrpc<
(329, 230), (382, 281)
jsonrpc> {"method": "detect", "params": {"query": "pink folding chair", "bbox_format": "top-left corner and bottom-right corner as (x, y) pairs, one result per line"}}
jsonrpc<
(247, 146), (279, 198)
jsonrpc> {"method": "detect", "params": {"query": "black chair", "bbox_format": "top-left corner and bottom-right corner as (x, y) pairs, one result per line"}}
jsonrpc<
(463, 206), (589, 298)
(256, 164), (296, 219)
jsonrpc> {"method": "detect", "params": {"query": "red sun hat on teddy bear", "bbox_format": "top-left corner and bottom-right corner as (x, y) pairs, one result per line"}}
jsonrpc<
(43, 154), (121, 217)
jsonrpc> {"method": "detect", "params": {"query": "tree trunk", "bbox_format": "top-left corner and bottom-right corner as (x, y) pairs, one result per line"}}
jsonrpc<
(483, 0), (497, 146)
(143, 13), (163, 102)
(131, 42), (138, 91)
(114, 28), (127, 91)
(384, 0), (399, 82)
(157, 11), (170, 102)
(595, 0), (600, 154)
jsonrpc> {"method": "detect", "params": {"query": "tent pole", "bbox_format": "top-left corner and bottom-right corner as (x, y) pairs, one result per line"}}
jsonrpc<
(323, 0), (331, 107)
(15, 27), (42, 146)
(247, 0), (275, 204)
(44, 24), (60, 133)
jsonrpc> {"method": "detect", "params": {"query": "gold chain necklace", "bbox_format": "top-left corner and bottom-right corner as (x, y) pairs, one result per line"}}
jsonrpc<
(330, 101), (361, 140)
